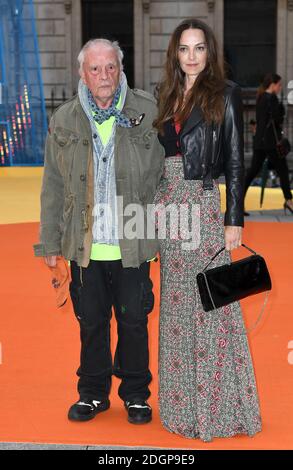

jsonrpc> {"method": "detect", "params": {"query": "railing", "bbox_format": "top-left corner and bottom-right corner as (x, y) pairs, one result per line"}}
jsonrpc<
(45, 88), (70, 123)
(44, 87), (293, 171)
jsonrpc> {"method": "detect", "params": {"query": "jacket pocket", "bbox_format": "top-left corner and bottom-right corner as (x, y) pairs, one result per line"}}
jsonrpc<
(54, 127), (80, 175)
(129, 130), (160, 199)
(54, 127), (80, 147)
(139, 266), (154, 316)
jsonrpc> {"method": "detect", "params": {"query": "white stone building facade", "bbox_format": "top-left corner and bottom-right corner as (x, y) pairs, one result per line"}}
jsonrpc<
(33, 0), (293, 103)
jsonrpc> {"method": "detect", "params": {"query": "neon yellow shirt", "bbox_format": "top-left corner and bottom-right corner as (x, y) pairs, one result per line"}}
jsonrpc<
(90, 96), (155, 263)
(90, 95), (122, 260)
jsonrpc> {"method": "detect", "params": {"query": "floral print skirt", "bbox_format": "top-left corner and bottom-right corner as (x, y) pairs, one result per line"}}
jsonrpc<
(154, 156), (262, 442)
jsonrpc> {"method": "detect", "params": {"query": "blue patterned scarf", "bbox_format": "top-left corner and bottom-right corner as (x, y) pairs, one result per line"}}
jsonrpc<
(88, 85), (133, 127)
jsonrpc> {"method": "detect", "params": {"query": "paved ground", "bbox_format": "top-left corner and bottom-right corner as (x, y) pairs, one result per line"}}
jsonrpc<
(243, 208), (293, 222)
(0, 443), (176, 450)
(1, 157), (292, 451)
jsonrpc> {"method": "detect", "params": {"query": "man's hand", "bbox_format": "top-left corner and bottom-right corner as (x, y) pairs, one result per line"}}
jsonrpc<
(224, 226), (242, 251)
(44, 255), (57, 267)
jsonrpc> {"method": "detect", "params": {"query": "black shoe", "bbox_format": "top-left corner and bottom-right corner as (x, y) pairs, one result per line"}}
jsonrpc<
(68, 398), (110, 422)
(244, 211), (250, 216)
(124, 400), (152, 424)
(284, 201), (293, 215)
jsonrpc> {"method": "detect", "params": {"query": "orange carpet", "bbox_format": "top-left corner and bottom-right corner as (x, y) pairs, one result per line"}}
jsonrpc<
(0, 221), (292, 450)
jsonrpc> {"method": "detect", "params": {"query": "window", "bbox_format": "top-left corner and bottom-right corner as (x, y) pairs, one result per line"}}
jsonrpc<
(81, 0), (134, 87)
(224, 0), (277, 88)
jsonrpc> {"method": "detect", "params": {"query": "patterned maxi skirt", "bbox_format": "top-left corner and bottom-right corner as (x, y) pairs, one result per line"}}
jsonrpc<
(154, 156), (262, 442)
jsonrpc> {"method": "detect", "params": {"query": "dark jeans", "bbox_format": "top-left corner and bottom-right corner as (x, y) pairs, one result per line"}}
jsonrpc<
(244, 148), (292, 201)
(69, 259), (154, 402)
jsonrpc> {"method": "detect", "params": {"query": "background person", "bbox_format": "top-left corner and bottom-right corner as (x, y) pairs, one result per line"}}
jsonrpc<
(244, 73), (293, 214)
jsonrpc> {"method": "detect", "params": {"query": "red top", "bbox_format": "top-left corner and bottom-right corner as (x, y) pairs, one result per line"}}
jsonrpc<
(174, 120), (181, 156)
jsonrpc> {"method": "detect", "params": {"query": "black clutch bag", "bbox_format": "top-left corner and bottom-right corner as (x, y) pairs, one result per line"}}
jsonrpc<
(197, 244), (272, 313)
(268, 104), (291, 158)
(276, 136), (291, 158)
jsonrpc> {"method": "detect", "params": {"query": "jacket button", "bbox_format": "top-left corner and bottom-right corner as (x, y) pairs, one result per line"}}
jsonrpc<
(145, 143), (151, 149)
(102, 157), (107, 162)
(83, 139), (89, 146)
(80, 174), (86, 181)
(93, 134), (97, 139)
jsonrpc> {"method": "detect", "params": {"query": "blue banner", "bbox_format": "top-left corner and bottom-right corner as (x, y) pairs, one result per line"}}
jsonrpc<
(0, 0), (47, 165)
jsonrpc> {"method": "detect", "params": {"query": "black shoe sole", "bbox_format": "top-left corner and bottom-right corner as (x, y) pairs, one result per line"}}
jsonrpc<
(127, 413), (152, 425)
(128, 416), (152, 425)
(68, 400), (110, 422)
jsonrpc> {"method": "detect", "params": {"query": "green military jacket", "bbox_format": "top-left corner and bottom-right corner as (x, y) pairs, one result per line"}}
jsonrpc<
(34, 88), (165, 268)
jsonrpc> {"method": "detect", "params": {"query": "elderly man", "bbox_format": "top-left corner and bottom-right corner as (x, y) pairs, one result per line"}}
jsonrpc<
(34, 39), (164, 424)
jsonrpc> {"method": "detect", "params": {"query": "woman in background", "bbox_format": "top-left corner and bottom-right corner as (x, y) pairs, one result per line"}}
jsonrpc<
(244, 73), (293, 214)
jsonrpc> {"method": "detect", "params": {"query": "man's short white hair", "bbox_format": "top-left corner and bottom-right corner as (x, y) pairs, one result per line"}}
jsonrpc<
(78, 38), (124, 73)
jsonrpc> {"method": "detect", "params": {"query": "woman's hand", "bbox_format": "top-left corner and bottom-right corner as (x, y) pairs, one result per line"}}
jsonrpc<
(224, 226), (242, 251)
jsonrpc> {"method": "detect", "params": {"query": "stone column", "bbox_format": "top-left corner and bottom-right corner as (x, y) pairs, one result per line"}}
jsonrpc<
(64, 1), (73, 99)
(143, 1), (151, 92)
(134, 0), (144, 89)
(134, 1), (224, 93)
(277, 0), (288, 85)
(34, 0), (67, 101)
(213, 0), (224, 62)
(134, 0), (151, 91)
(148, 1), (210, 93)
(71, 0), (82, 95)
(287, 0), (293, 89)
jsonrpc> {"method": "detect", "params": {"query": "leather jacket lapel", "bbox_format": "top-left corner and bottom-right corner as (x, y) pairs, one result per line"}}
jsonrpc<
(180, 106), (204, 139)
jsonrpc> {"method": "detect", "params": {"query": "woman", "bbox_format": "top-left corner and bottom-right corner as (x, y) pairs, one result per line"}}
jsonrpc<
(244, 73), (293, 215)
(153, 19), (262, 442)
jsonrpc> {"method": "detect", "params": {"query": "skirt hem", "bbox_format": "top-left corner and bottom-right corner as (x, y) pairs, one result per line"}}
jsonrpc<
(161, 421), (262, 443)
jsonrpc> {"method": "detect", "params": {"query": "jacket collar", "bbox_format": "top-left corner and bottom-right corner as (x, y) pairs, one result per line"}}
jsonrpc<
(180, 105), (204, 139)
(115, 88), (142, 143)
(121, 88), (142, 120)
(180, 81), (234, 137)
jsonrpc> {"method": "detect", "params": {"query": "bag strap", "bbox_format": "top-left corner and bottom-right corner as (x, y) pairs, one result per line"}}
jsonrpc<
(270, 117), (280, 146)
(245, 291), (270, 334)
(202, 243), (257, 272)
(202, 271), (270, 335)
(266, 94), (281, 146)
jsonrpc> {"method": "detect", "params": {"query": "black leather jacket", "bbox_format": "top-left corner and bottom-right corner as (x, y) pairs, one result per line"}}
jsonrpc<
(180, 80), (244, 227)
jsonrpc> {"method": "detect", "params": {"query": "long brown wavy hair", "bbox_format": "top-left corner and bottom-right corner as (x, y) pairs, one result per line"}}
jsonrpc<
(153, 19), (226, 133)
